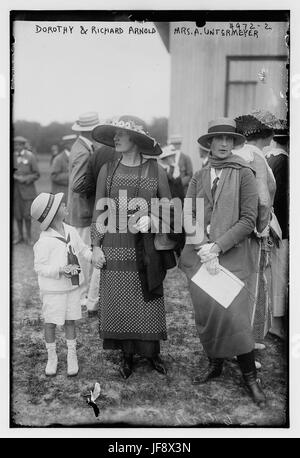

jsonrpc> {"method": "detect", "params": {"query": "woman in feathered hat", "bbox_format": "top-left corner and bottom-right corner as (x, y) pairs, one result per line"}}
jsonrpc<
(265, 121), (289, 340)
(179, 117), (266, 407)
(90, 115), (176, 379)
(234, 110), (279, 353)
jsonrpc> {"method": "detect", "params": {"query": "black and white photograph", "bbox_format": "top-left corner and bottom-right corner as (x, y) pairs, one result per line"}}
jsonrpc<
(3, 2), (297, 436)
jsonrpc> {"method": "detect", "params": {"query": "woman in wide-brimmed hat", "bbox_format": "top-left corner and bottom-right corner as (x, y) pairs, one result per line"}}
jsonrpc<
(90, 115), (177, 379)
(265, 120), (289, 340)
(234, 110), (279, 352)
(179, 117), (267, 408)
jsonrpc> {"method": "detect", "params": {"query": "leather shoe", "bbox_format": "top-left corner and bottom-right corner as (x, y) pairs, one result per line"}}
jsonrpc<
(119, 355), (133, 379)
(243, 371), (266, 408)
(192, 358), (223, 384)
(149, 356), (167, 374)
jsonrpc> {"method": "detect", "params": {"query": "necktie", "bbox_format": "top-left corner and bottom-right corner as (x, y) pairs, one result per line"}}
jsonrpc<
(211, 176), (219, 202)
(90, 144), (95, 154)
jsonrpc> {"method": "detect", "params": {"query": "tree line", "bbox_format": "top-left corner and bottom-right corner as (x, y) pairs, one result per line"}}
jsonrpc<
(13, 118), (168, 154)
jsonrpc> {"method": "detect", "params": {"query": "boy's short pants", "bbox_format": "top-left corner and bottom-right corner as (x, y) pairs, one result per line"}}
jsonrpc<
(42, 288), (82, 326)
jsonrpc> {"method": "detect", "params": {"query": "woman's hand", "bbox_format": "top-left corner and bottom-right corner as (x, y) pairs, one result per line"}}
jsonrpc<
(92, 247), (106, 269)
(197, 243), (221, 275)
(209, 243), (221, 256)
(205, 257), (220, 275)
(255, 225), (270, 238)
(197, 243), (214, 261)
(133, 215), (151, 233)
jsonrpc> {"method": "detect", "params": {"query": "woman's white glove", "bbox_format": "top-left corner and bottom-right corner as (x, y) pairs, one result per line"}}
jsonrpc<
(204, 256), (220, 275)
(197, 243), (221, 275)
(197, 243), (214, 262)
(133, 215), (151, 233)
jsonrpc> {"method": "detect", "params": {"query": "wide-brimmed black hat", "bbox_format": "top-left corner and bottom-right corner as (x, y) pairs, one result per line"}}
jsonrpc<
(235, 110), (282, 137)
(92, 115), (162, 156)
(197, 117), (245, 149)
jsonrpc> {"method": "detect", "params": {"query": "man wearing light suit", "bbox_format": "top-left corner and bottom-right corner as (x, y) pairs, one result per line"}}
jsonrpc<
(167, 134), (193, 196)
(67, 112), (101, 311)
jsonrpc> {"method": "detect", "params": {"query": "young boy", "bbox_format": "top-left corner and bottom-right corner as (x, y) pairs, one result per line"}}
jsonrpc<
(31, 192), (93, 376)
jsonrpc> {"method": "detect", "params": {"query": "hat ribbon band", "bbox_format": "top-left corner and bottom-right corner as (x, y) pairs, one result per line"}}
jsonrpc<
(77, 119), (98, 126)
(38, 194), (55, 223)
(208, 125), (237, 134)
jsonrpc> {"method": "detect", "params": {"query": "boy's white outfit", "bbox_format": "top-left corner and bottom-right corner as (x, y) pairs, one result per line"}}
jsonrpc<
(34, 223), (92, 326)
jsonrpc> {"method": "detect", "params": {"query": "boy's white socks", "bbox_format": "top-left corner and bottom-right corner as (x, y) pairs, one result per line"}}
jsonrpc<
(66, 339), (79, 376)
(45, 342), (58, 376)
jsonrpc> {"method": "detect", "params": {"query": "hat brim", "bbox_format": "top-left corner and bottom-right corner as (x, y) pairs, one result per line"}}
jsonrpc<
(92, 125), (162, 156)
(72, 122), (99, 132)
(197, 131), (246, 150)
(14, 137), (27, 143)
(159, 150), (177, 160)
(40, 193), (64, 231)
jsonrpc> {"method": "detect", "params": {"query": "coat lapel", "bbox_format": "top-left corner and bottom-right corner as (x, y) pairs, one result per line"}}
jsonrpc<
(77, 137), (90, 152)
(213, 168), (228, 206)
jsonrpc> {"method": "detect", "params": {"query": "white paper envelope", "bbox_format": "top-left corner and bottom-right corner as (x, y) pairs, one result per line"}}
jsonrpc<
(191, 264), (245, 309)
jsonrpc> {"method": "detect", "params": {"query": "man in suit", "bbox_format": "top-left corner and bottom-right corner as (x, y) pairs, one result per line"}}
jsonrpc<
(67, 112), (102, 310)
(73, 143), (117, 199)
(168, 134), (193, 195)
(51, 135), (76, 202)
(13, 136), (40, 245)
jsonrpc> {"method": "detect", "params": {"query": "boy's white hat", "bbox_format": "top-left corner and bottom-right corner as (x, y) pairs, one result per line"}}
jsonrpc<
(30, 192), (64, 231)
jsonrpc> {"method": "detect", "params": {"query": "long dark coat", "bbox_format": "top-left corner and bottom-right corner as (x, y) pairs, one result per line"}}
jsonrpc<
(179, 165), (258, 358)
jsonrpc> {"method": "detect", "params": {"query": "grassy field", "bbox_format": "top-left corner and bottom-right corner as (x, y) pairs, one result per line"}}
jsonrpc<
(11, 155), (288, 427)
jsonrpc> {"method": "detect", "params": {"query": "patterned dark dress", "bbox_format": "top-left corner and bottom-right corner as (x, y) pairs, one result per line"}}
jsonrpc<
(91, 158), (172, 357)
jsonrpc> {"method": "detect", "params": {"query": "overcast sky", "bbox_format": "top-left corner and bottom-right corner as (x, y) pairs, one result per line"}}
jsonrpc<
(13, 21), (170, 125)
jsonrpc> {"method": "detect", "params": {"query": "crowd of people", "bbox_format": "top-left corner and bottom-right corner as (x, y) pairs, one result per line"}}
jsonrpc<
(13, 108), (288, 410)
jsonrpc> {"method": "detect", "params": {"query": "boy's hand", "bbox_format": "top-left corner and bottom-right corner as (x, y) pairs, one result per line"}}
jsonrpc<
(61, 264), (80, 277)
(70, 264), (81, 275)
